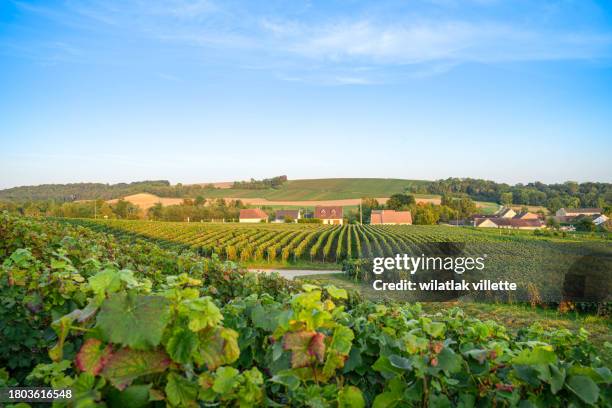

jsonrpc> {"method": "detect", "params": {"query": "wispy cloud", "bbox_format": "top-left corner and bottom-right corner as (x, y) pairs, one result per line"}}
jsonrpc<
(264, 19), (612, 65)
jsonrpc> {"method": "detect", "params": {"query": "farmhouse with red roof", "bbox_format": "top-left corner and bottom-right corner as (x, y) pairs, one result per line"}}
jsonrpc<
(239, 208), (268, 223)
(315, 206), (343, 225)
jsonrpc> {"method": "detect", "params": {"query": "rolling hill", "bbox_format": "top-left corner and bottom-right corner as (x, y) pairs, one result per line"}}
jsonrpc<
(188, 178), (433, 200)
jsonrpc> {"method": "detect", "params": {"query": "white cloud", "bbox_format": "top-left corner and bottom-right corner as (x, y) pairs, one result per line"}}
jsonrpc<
(266, 19), (612, 65)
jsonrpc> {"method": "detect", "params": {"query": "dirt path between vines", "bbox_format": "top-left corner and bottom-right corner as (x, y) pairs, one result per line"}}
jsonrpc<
(248, 268), (343, 280)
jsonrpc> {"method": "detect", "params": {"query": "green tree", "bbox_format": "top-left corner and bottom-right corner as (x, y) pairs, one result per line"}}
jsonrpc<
(386, 194), (416, 210)
(546, 217), (560, 230)
(413, 206), (438, 225)
(500, 192), (513, 206)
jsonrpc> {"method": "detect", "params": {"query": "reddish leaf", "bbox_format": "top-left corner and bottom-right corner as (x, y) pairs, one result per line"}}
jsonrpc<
(309, 332), (326, 363)
(102, 348), (171, 390)
(75, 338), (112, 375)
(283, 331), (326, 368)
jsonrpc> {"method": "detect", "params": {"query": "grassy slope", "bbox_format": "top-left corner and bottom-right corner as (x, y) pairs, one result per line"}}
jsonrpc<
(199, 178), (433, 200)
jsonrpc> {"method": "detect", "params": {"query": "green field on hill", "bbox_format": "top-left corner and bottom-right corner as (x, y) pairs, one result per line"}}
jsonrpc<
(202, 178), (432, 200)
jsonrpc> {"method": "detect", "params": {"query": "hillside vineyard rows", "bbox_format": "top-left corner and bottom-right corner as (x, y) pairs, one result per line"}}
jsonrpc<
(2, 213), (611, 406)
(58, 219), (612, 306)
(61, 219), (508, 263)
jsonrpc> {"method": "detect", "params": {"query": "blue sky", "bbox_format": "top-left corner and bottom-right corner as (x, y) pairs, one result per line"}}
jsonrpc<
(1, 0), (611, 189)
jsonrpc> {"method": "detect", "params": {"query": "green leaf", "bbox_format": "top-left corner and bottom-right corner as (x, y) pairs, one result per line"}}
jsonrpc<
(88, 268), (122, 298)
(566, 375), (599, 405)
(329, 326), (354, 355)
(106, 384), (151, 408)
(97, 292), (171, 349)
(75, 338), (112, 376)
(270, 370), (300, 391)
(178, 297), (223, 332)
(549, 364), (565, 394)
(195, 327), (240, 370)
(512, 346), (557, 366)
(165, 372), (198, 407)
(389, 354), (412, 370)
(372, 391), (401, 408)
(437, 348), (462, 374)
(166, 329), (199, 365)
(49, 315), (73, 362)
(101, 348), (171, 390)
(372, 356), (403, 379)
(301, 284), (319, 292)
(429, 393), (451, 408)
(325, 285), (348, 299)
(338, 385), (365, 408)
(424, 322), (446, 338)
(212, 366), (240, 394)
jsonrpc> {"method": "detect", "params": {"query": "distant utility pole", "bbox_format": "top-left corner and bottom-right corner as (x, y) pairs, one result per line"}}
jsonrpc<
(94, 201), (97, 219)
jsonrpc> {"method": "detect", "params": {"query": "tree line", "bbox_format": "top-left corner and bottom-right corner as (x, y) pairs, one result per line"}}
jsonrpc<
(0, 180), (220, 202)
(407, 178), (611, 212)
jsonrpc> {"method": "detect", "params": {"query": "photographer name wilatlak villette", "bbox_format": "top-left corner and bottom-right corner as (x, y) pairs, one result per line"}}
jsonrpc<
(371, 254), (517, 292)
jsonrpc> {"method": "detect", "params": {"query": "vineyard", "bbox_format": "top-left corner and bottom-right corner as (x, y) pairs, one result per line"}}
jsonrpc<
(55, 219), (547, 263)
(58, 218), (612, 305)
(1, 213), (611, 407)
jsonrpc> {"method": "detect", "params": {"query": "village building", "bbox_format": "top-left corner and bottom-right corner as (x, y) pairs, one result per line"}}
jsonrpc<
(274, 209), (301, 223)
(513, 211), (540, 220)
(496, 207), (517, 218)
(315, 206), (343, 225)
(555, 208), (602, 217)
(239, 208), (268, 223)
(370, 209), (412, 225)
(592, 214), (609, 226)
(474, 217), (543, 230)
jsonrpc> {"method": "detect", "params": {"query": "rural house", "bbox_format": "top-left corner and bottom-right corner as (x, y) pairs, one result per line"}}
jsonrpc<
(513, 211), (540, 220)
(239, 208), (268, 223)
(274, 209), (301, 223)
(474, 217), (543, 229)
(555, 208), (602, 217)
(593, 214), (609, 226)
(315, 206), (343, 225)
(496, 207), (517, 218)
(370, 209), (412, 225)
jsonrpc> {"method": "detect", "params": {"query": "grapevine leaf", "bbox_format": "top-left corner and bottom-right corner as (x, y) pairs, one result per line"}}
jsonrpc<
(549, 364), (566, 394)
(88, 269), (122, 298)
(566, 375), (599, 405)
(283, 331), (325, 368)
(310, 332), (326, 363)
(338, 385), (365, 408)
(178, 297), (223, 332)
(75, 338), (112, 376)
(270, 370), (300, 391)
(389, 354), (412, 370)
(512, 346), (557, 366)
(165, 372), (198, 408)
(372, 390), (402, 408)
(212, 366), (240, 394)
(106, 384), (151, 408)
(436, 348), (462, 374)
(237, 367), (264, 406)
(329, 326), (354, 355)
(49, 314), (74, 362)
(325, 285), (348, 300)
(195, 327), (240, 370)
(96, 292), (171, 349)
(166, 328), (199, 365)
(424, 322), (446, 338)
(101, 348), (171, 390)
